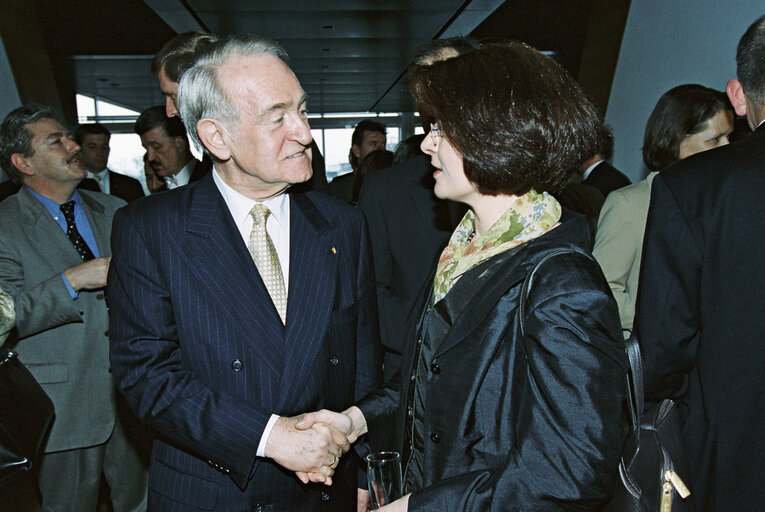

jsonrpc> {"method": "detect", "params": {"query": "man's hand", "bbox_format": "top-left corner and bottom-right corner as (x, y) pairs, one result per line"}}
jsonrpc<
(63, 257), (110, 291)
(265, 414), (349, 482)
(296, 406), (367, 443)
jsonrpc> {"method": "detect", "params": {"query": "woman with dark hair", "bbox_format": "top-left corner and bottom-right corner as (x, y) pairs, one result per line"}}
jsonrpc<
(593, 84), (733, 338)
(305, 42), (627, 511)
(643, 84), (734, 172)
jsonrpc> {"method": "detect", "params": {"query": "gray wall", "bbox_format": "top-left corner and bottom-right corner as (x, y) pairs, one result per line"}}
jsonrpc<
(606, 2), (763, 182)
(0, 37), (19, 181)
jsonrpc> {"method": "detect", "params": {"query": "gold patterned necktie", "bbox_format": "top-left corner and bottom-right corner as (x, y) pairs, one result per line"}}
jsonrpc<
(248, 204), (287, 323)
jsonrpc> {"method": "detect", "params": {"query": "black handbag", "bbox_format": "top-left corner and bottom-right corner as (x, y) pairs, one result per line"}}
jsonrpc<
(604, 336), (695, 511)
(0, 350), (54, 486)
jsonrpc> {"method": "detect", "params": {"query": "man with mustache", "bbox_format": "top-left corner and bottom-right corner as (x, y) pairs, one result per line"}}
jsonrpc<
(0, 105), (148, 511)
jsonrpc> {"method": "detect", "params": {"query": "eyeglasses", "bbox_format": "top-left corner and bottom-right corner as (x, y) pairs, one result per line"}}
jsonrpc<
(429, 123), (443, 145)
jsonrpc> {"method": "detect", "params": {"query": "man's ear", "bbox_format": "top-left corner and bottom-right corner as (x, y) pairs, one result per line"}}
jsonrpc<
(726, 79), (749, 117)
(196, 119), (231, 161)
(351, 144), (360, 159)
(10, 153), (33, 177)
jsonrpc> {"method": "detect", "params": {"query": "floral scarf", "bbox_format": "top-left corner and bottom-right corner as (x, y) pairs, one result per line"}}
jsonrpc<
(433, 189), (561, 302)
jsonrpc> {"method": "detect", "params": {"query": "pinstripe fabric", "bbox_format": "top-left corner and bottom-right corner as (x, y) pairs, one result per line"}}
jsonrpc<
(108, 173), (381, 511)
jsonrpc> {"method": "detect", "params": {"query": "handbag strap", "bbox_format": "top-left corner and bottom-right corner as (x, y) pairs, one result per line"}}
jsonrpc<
(519, 248), (591, 338)
(624, 335), (643, 433)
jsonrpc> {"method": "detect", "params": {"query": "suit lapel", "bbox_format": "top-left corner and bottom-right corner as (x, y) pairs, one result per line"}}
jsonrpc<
(277, 192), (336, 410)
(78, 191), (111, 257)
(18, 188), (83, 268)
(167, 176), (286, 374)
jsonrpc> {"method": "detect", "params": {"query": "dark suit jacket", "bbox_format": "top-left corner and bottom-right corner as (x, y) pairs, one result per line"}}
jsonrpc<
(358, 214), (627, 511)
(358, 155), (462, 379)
(635, 124), (765, 510)
(583, 161), (631, 197)
(80, 171), (145, 203)
(107, 173), (381, 511)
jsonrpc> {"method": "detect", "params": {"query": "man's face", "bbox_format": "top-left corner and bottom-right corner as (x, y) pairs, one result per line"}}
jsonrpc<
(140, 126), (189, 178)
(79, 133), (110, 172)
(18, 118), (86, 187)
(158, 66), (180, 118)
(214, 53), (313, 198)
(352, 130), (386, 164)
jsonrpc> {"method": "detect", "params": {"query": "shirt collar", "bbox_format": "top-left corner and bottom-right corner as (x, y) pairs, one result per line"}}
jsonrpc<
(26, 186), (81, 217)
(212, 167), (288, 230)
(582, 159), (604, 181)
(87, 169), (109, 181)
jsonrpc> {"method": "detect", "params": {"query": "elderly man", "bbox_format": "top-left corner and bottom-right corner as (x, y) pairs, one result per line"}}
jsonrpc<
(0, 105), (147, 511)
(107, 35), (380, 511)
(636, 15), (765, 510)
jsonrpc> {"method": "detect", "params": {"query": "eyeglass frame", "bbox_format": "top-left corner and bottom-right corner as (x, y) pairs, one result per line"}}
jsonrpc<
(429, 123), (443, 145)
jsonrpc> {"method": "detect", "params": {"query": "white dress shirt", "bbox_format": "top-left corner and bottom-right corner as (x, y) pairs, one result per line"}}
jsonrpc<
(87, 168), (110, 194)
(212, 168), (289, 457)
(166, 160), (196, 189)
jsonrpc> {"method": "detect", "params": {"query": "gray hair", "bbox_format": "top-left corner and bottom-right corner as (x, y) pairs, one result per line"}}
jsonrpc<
(178, 35), (289, 154)
(0, 104), (59, 183)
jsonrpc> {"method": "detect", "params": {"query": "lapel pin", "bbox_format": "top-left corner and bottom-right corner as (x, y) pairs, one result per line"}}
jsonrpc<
(331, 247), (337, 254)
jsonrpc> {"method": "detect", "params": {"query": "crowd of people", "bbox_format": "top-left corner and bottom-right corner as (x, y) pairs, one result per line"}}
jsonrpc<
(0, 13), (764, 512)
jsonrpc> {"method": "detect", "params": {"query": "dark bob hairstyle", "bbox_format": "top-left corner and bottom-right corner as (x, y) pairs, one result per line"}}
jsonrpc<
(410, 41), (600, 196)
(642, 84), (731, 172)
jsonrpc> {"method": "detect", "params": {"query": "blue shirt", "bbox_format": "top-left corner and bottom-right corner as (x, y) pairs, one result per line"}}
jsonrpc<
(27, 187), (100, 298)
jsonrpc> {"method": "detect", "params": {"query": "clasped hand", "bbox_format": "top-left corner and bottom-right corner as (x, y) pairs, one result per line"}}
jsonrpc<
(264, 410), (354, 486)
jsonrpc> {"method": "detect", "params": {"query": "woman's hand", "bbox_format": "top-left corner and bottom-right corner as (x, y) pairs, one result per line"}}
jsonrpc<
(376, 493), (410, 512)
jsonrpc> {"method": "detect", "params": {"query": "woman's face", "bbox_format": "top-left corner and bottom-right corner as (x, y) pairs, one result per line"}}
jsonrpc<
(677, 109), (734, 160)
(421, 123), (479, 204)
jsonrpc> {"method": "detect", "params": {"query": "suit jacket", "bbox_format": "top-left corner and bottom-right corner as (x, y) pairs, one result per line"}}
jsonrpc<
(107, 172), (381, 511)
(592, 172), (657, 337)
(583, 161), (631, 197)
(0, 187), (125, 452)
(635, 125), (765, 510)
(358, 214), (627, 511)
(358, 155), (462, 379)
(109, 171), (145, 202)
(80, 171), (145, 203)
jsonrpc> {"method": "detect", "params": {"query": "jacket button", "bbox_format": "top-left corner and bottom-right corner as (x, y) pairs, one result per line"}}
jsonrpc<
(430, 362), (440, 374)
(231, 359), (243, 371)
(96, 293), (105, 300)
(329, 355), (339, 367)
(430, 432), (440, 444)
(321, 491), (330, 501)
(255, 505), (264, 512)
(407, 406), (413, 417)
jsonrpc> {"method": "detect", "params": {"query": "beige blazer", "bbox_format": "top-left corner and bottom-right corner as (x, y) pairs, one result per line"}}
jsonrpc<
(592, 172), (658, 337)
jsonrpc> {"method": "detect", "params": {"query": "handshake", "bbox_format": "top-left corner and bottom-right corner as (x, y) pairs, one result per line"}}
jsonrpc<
(263, 406), (368, 485)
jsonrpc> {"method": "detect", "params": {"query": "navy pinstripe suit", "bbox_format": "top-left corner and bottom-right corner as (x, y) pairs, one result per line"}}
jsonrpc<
(107, 173), (381, 511)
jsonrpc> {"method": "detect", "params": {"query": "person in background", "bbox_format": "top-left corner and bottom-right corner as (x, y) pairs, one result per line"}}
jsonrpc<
(351, 148), (393, 204)
(75, 123), (144, 203)
(0, 104), (147, 512)
(301, 41), (627, 511)
(329, 120), (386, 203)
(142, 153), (166, 194)
(357, 37), (476, 384)
(579, 124), (631, 197)
(636, 16), (765, 509)
(593, 84), (733, 337)
(134, 106), (206, 189)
